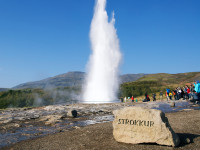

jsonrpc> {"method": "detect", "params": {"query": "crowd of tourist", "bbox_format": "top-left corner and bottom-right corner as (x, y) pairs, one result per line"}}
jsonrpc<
(122, 80), (200, 104)
(164, 80), (200, 103)
(142, 80), (200, 103)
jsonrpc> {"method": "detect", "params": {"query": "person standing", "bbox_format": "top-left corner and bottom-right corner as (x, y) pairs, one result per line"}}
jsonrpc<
(186, 86), (190, 100)
(181, 88), (184, 99)
(183, 86), (187, 100)
(152, 93), (156, 101)
(194, 80), (200, 103)
(178, 87), (182, 100)
(190, 84), (194, 100)
(131, 96), (134, 102)
(194, 80), (200, 93)
(169, 92), (172, 100)
(145, 92), (148, 101)
(166, 88), (170, 101)
(147, 94), (150, 101)
(124, 96), (127, 103)
(160, 91), (163, 101)
(173, 89), (177, 100)
(178, 87), (182, 99)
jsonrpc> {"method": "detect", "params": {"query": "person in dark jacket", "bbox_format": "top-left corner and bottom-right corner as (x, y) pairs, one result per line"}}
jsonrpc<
(189, 84), (194, 100)
(143, 92), (150, 102)
(160, 91), (163, 100)
(145, 92), (148, 101)
(181, 88), (184, 99)
(152, 93), (156, 101)
(147, 95), (150, 101)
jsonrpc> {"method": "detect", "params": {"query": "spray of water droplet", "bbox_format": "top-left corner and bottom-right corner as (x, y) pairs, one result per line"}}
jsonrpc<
(83, 0), (122, 103)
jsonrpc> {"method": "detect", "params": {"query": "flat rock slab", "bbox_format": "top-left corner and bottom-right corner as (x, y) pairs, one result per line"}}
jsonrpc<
(113, 107), (180, 147)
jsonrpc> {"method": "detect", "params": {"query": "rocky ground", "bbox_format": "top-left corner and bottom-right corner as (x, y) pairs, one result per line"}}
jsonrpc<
(0, 100), (199, 149)
(0, 102), (123, 131)
(1, 110), (200, 150)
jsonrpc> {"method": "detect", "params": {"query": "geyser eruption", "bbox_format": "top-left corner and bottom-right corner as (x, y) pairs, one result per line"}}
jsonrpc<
(83, 0), (122, 103)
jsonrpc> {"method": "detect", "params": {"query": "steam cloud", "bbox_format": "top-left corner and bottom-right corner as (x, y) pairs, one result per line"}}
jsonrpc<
(33, 84), (81, 107)
(83, 0), (122, 103)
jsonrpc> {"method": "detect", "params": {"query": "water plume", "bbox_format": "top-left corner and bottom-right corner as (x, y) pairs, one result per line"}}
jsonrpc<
(83, 0), (122, 103)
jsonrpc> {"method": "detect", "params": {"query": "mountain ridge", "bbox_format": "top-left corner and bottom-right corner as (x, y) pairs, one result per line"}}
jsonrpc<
(12, 72), (146, 89)
(12, 71), (200, 90)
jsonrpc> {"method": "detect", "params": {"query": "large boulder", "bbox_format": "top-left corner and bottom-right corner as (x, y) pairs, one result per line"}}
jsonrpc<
(113, 107), (180, 147)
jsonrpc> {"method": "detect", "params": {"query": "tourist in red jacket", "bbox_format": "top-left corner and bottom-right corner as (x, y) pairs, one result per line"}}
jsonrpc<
(131, 96), (134, 102)
(186, 86), (190, 99)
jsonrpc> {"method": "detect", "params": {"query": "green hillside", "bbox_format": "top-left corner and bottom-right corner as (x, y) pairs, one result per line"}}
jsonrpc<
(137, 72), (200, 83)
(120, 72), (200, 98)
(0, 87), (81, 109)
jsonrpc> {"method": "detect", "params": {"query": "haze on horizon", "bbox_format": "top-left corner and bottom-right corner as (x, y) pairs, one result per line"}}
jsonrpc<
(0, 0), (199, 88)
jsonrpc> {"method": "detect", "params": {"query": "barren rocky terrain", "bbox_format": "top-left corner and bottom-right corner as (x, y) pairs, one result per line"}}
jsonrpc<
(0, 100), (199, 149)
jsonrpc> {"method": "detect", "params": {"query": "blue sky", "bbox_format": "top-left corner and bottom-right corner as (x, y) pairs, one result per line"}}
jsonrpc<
(0, 0), (200, 88)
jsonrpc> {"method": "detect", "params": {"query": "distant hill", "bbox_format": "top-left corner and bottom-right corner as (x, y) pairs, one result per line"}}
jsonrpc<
(13, 72), (85, 89)
(13, 72), (146, 89)
(0, 88), (9, 92)
(120, 73), (147, 83)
